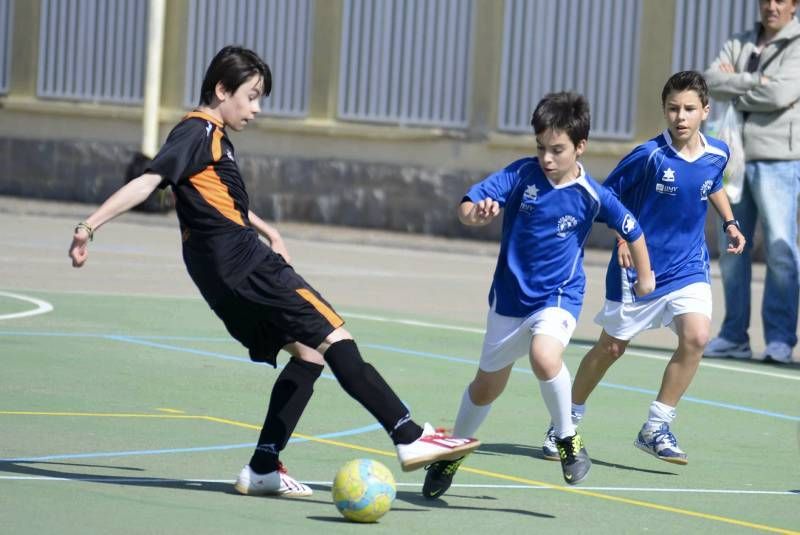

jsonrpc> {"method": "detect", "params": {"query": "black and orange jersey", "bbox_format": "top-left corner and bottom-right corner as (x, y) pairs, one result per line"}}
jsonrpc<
(148, 111), (268, 302)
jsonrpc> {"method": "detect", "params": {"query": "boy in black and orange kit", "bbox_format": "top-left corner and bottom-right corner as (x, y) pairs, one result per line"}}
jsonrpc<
(68, 46), (479, 497)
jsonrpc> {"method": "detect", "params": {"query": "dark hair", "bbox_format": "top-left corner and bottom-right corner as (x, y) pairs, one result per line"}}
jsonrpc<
(199, 46), (271, 105)
(530, 92), (590, 147)
(661, 70), (709, 107)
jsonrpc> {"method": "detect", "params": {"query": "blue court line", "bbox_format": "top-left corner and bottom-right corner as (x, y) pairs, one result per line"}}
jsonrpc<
(2, 330), (798, 422)
(360, 343), (800, 422)
(0, 422), (383, 463)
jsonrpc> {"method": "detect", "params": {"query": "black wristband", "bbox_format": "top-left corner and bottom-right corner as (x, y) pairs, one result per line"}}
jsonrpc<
(722, 219), (740, 233)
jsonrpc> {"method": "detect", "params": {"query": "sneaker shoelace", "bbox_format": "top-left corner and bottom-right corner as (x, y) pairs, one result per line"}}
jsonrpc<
(651, 427), (678, 448)
(558, 435), (583, 461)
(426, 457), (463, 477)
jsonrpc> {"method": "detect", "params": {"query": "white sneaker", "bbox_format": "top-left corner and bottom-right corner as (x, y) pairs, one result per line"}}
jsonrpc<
(396, 423), (481, 472)
(703, 337), (752, 359)
(762, 342), (793, 364)
(234, 463), (312, 497)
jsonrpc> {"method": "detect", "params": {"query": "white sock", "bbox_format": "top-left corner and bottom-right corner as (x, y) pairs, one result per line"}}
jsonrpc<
(453, 386), (491, 437)
(539, 364), (575, 439)
(646, 400), (676, 428)
(571, 403), (586, 425)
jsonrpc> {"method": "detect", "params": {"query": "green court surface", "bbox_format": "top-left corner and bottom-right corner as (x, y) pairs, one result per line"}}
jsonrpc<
(1, 289), (798, 534)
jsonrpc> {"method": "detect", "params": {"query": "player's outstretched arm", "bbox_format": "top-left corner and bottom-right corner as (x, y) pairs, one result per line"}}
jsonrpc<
(708, 190), (746, 255)
(627, 235), (655, 297)
(247, 210), (291, 263)
(458, 198), (500, 226)
(69, 173), (163, 268)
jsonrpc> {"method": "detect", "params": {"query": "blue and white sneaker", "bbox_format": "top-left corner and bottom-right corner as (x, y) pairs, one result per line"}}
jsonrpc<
(634, 423), (688, 465)
(542, 425), (560, 461)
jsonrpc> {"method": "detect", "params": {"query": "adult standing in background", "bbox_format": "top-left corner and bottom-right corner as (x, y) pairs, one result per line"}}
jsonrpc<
(704, 0), (800, 364)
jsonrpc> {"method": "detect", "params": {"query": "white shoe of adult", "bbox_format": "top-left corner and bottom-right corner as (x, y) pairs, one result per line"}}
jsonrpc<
(703, 337), (752, 359)
(396, 422), (481, 472)
(761, 342), (793, 364)
(234, 463), (312, 497)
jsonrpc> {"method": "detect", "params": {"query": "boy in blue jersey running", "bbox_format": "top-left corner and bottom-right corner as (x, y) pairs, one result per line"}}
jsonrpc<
(540, 71), (746, 466)
(422, 92), (655, 498)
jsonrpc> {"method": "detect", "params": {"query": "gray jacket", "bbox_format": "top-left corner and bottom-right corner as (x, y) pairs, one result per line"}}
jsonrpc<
(705, 18), (800, 161)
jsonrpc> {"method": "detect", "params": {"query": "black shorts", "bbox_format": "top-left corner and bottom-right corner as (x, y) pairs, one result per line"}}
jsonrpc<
(211, 251), (344, 366)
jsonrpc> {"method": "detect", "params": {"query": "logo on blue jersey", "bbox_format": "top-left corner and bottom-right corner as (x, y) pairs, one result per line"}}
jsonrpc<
(519, 184), (539, 214)
(700, 179), (714, 200)
(621, 213), (636, 235)
(556, 215), (578, 238)
(661, 167), (676, 182)
(523, 184), (539, 201)
(205, 122), (213, 137)
(656, 182), (679, 195)
(226, 149), (234, 161)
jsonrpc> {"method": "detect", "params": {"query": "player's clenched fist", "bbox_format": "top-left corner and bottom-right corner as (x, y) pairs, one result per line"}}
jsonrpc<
(474, 197), (500, 220)
(458, 197), (500, 226)
(69, 226), (91, 267)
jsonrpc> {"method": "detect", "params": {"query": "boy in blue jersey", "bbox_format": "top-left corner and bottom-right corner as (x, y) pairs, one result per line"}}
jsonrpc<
(540, 71), (746, 466)
(422, 92), (655, 498)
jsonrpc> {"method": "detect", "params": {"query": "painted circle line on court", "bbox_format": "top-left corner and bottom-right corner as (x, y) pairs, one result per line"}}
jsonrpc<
(0, 291), (54, 320)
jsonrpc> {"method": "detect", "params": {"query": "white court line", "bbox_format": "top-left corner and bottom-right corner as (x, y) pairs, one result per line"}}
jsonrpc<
(1, 290), (795, 382)
(0, 476), (794, 496)
(342, 311), (800, 382)
(0, 291), (53, 320)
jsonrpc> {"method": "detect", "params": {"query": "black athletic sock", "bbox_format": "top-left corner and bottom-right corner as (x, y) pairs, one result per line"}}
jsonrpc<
(324, 339), (423, 445)
(249, 357), (323, 474)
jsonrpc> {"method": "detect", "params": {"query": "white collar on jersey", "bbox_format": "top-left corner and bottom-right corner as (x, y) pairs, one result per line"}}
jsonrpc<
(662, 129), (711, 163)
(547, 161), (586, 189)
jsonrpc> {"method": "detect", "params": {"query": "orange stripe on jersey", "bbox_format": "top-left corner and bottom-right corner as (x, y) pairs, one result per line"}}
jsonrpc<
(184, 110), (224, 128)
(189, 166), (244, 225)
(211, 127), (224, 161)
(296, 289), (345, 328)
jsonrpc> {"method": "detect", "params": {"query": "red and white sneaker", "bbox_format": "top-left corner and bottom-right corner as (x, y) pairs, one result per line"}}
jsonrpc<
(234, 462), (312, 497)
(396, 422), (480, 472)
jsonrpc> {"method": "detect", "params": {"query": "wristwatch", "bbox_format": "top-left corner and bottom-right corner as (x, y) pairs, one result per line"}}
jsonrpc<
(722, 219), (740, 233)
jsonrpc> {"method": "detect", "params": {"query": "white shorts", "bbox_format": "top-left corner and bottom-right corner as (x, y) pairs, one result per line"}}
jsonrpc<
(594, 282), (712, 341)
(478, 307), (577, 373)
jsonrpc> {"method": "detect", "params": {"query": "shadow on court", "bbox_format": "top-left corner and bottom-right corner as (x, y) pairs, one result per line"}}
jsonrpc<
(475, 443), (678, 476)
(307, 487), (555, 521)
(1, 462), (556, 520)
(0, 460), (238, 495)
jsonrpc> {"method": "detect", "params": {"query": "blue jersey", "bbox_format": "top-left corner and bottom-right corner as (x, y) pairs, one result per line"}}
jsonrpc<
(466, 158), (642, 319)
(603, 130), (728, 303)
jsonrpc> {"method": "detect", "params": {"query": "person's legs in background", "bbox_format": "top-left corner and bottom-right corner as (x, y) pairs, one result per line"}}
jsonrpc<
(749, 160), (800, 363)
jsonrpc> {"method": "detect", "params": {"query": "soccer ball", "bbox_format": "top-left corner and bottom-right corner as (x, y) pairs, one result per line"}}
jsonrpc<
(332, 458), (396, 523)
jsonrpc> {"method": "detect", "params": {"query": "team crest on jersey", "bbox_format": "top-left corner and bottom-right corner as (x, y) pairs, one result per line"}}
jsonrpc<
(621, 213), (636, 235)
(226, 149), (234, 161)
(556, 215), (578, 238)
(661, 167), (676, 182)
(700, 179), (714, 200)
(205, 122), (213, 137)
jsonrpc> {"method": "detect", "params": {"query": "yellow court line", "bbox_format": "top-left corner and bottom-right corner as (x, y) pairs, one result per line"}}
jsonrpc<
(0, 410), (198, 419)
(156, 408), (185, 414)
(284, 430), (798, 535)
(4, 409), (796, 534)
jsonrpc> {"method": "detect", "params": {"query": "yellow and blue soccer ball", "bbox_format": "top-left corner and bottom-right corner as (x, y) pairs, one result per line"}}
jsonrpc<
(332, 458), (396, 523)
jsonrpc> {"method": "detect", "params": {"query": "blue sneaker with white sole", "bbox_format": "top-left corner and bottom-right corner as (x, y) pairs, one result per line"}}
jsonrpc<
(634, 423), (688, 465)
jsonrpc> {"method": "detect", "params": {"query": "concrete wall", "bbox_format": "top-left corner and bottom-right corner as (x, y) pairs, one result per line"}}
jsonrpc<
(0, 0), (764, 256)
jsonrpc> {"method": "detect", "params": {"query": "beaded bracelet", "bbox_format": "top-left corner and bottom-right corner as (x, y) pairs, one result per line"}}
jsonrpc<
(75, 221), (94, 241)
